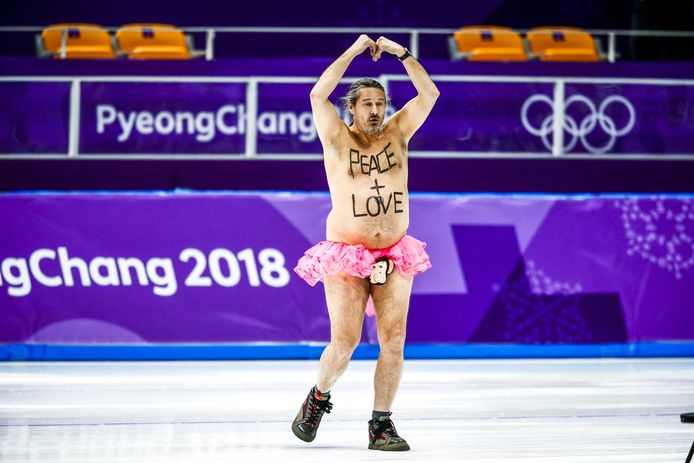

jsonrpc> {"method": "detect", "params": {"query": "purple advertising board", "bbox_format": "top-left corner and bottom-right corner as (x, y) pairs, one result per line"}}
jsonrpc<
(256, 83), (319, 154)
(80, 82), (247, 154)
(1, 192), (692, 348)
(389, 80), (556, 153)
(3, 78), (694, 156)
(540, 83), (694, 155)
(0, 82), (70, 154)
(390, 80), (694, 155)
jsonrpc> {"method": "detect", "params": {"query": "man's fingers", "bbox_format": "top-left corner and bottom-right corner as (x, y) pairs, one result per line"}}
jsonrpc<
(370, 43), (381, 61)
(375, 36), (399, 55)
(359, 35), (395, 60)
(358, 35), (375, 53)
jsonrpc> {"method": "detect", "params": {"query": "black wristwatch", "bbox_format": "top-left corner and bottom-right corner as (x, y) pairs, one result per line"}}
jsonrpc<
(397, 47), (411, 61)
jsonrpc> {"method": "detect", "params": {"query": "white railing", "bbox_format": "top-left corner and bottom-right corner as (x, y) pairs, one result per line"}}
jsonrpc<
(3, 26), (694, 62)
(2, 74), (694, 160)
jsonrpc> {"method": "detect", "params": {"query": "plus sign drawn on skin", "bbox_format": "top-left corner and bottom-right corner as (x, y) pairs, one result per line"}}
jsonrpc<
(370, 178), (386, 196)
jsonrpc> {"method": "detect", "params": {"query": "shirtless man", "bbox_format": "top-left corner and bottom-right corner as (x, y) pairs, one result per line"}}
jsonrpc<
(292, 35), (439, 451)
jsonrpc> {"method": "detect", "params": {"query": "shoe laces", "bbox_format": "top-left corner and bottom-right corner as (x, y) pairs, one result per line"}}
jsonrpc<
(373, 418), (402, 440)
(306, 393), (333, 427)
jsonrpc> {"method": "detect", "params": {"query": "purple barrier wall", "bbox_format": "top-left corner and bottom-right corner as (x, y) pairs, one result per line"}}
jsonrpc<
(1, 192), (692, 346)
(4, 78), (694, 156)
(2, 157), (693, 194)
(0, 82), (70, 154)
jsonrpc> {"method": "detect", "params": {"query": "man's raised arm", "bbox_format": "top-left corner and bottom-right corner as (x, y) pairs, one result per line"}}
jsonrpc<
(374, 36), (440, 142)
(310, 35), (376, 144)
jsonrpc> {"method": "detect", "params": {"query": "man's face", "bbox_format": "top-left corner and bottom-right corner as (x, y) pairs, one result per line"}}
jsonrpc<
(349, 87), (386, 135)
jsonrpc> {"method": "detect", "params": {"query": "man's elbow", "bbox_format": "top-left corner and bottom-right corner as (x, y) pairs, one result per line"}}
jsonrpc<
(420, 87), (440, 104)
(310, 90), (329, 101)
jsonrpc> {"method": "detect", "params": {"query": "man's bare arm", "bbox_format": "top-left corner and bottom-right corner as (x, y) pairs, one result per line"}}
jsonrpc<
(310, 35), (376, 145)
(375, 36), (440, 142)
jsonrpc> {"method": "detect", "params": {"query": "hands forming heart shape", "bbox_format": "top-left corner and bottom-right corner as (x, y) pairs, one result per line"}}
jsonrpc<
(356, 35), (405, 62)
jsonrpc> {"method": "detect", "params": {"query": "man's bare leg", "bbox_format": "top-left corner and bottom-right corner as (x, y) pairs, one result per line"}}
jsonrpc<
(370, 271), (413, 411)
(293, 272), (369, 442)
(316, 272), (370, 392)
(366, 271), (413, 451)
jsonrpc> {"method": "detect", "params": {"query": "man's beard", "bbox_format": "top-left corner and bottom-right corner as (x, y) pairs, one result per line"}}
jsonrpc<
(363, 119), (382, 134)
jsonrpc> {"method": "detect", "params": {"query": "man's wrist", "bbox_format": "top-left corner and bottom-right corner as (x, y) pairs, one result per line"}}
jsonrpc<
(343, 46), (362, 61)
(346, 45), (360, 56)
(397, 47), (411, 61)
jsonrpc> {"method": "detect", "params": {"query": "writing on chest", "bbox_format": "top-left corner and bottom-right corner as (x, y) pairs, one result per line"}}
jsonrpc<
(348, 142), (399, 177)
(351, 178), (405, 218)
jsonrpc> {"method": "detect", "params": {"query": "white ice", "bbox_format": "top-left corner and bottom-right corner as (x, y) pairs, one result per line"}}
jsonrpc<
(1, 358), (693, 462)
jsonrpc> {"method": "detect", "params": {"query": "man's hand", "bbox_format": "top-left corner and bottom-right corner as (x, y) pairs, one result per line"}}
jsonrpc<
(373, 36), (407, 61)
(351, 35), (406, 62)
(350, 34), (378, 60)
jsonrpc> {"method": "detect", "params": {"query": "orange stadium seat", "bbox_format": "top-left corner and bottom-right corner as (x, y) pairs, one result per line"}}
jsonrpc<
(527, 27), (600, 62)
(40, 23), (115, 59)
(451, 26), (528, 61)
(116, 24), (193, 60)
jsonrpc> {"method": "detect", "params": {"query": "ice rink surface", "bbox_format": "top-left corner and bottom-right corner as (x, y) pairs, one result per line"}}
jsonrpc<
(1, 358), (693, 462)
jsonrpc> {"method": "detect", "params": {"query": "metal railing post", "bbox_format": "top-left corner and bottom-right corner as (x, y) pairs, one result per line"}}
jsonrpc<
(379, 74), (392, 121)
(60, 29), (67, 59)
(68, 79), (81, 157)
(380, 74), (389, 95)
(245, 78), (258, 157)
(552, 79), (565, 157)
(409, 30), (419, 58)
(205, 29), (215, 61)
(608, 32), (616, 63)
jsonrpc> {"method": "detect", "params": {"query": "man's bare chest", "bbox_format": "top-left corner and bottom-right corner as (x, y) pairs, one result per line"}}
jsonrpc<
(346, 141), (402, 178)
(327, 138), (408, 219)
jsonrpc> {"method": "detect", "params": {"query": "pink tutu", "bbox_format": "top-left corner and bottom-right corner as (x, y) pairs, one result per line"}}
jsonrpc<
(294, 235), (431, 317)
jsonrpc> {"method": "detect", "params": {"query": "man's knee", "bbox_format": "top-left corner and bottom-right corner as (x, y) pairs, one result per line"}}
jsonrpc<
(330, 333), (361, 356)
(378, 327), (406, 355)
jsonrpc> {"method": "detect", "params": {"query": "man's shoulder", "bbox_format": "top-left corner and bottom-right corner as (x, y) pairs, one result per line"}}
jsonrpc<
(384, 114), (407, 131)
(382, 120), (408, 148)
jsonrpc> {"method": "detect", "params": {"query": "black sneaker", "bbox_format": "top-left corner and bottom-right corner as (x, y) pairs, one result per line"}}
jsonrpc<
(368, 414), (410, 451)
(291, 387), (333, 442)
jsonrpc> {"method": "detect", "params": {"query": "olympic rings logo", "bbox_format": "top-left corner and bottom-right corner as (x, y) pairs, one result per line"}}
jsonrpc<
(521, 94), (636, 154)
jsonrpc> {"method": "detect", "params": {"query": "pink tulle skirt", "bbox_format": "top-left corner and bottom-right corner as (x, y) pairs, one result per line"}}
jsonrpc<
(294, 235), (431, 317)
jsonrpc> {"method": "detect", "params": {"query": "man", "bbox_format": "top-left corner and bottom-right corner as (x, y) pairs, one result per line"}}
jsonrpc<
(292, 34), (439, 451)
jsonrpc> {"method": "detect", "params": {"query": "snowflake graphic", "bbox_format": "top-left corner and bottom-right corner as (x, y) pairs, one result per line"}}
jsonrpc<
(493, 260), (590, 343)
(525, 260), (583, 295)
(614, 198), (694, 279)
